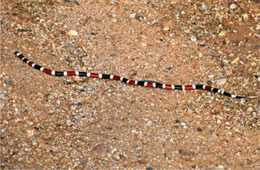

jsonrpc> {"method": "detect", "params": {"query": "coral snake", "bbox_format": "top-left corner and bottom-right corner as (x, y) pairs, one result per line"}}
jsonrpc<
(14, 51), (245, 99)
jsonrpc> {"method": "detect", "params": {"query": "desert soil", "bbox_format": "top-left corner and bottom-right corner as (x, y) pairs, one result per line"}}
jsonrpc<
(0, 0), (259, 169)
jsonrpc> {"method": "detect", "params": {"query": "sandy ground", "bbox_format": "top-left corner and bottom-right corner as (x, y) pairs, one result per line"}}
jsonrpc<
(0, 0), (259, 169)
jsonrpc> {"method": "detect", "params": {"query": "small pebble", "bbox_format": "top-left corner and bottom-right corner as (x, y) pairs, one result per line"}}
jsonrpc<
(250, 62), (257, 66)
(225, 100), (232, 105)
(111, 18), (117, 22)
(199, 41), (206, 46)
(129, 13), (136, 19)
(254, 45), (260, 49)
(163, 26), (170, 31)
(219, 31), (226, 37)
(247, 107), (253, 112)
(27, 129), (34, 137)
(86, 87), (93, 91)
(197, 127), (203, 132)
(242, 14), (249, 20)
(141, 42), (147, 47)
(5, 79), (12, 85)
(218, 165), (224, 168)
(178, 149), (195, 156)
(175, 120), (188, 128)
(186, 108), (193, 113)
(216, 78), (227, 85)
(80, 89), (86, 93)
(207, 80), (213, 86)
(256, 24), (260, 30)
(230, 4), (237, 10)
(56, 100), (61, 105)
(167, 66), (173, 70)
(190, 35), (197, 42)
(135, 15), (145, 21)
(201, 3), (208, 11)
(77, 101), (83, 106)
(68, 30), (78, 36)
(231, 57), (240, 64)
(145, 121), (152, 127)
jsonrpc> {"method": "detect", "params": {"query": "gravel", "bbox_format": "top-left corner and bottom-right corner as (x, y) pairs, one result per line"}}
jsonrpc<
(0, 0), (259, 169)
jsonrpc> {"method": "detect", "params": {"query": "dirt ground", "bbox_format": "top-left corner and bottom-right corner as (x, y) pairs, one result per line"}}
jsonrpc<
(0, 0), (259, 169)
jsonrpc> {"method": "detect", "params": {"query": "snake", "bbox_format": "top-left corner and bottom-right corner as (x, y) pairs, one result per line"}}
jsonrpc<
(14, 51), (245, 99)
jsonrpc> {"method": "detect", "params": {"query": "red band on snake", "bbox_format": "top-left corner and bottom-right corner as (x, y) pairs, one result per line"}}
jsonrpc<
(14, 51), (245, 99)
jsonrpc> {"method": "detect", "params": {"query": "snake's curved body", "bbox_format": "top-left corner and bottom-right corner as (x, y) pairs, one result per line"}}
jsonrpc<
(14, 51), (245, 99)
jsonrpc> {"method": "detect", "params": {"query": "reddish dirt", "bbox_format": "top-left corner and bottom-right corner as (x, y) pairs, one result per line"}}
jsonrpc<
(1, 0), (259, 169)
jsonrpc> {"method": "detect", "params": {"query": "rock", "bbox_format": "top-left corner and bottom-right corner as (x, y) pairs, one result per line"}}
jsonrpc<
(190, 35), (197, 41)
(231, 57), (240, 64)
(218, 165), (224, 168)
(207, 80), (213, 86)
(250, 62), (257, 66)
(219, 31), (227, 37)
(186, 108), (193, 113)
(216, 78), (227, 85)
(201, 3), (208, 11)
(230, 4), (237, 10)
(68, 30), (78, 36)
(111, 18), (117, 23)
(141, 42), (147, 47)
(163, 26), (170, 31)
(242, 14), (249, 20)
(247, 107), (253, 112)
(129, 13), (136, 19)
(256, 24), (260, 30)
(254, 45), (260, 49)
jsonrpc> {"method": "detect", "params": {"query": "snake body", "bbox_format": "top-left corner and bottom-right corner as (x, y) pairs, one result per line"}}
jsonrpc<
(14, 51), (245, 99)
